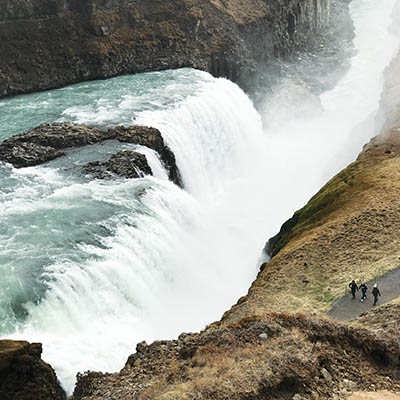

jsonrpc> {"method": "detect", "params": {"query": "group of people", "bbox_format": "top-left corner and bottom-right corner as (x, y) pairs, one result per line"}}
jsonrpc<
(349, 280), (381, 305)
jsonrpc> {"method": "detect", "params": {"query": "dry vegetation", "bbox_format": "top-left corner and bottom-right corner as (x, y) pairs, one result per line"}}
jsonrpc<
(349, 392), (400, 400)
(72, 313), (400, 400)
(352, 301), (400, 336)
(222, 128), (400, 323)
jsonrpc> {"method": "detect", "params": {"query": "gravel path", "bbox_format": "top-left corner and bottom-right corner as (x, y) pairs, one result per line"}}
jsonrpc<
(327, 266), (400, 321)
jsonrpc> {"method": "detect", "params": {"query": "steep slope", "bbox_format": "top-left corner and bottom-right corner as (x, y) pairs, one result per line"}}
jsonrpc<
(222, 126), (400, 322)
(219, 51), (400, 325)
(67, 122), (400, 400)
(0, 0), (351, 98)
(353, 300), (400, 335)
(72, 313), (400, 400)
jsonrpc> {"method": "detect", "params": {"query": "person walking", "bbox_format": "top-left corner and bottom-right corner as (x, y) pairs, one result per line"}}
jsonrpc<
(359, 282), (368, 301)
(372, 283), (381, 306)
(349, 280), (359, 299)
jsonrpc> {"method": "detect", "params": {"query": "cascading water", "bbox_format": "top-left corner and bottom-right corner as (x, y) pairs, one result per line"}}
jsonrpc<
(0, 70), (268, 392)
(0, 0), (399, 395)
(260, 0), (400, 227)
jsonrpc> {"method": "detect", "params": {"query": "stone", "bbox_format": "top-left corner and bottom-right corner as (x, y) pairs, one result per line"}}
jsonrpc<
(342, 378), (358, 392)
(258, 332), (268, 341)
(83, 151), (152, 179)
(320, 368), (333, 385)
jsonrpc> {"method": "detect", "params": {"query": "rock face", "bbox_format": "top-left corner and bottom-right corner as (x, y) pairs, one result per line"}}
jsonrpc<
(0, 0), (351, 98)
(0, 340), (66, 400)
(0, 122), (182, 185)
(72, 314), (400, 399)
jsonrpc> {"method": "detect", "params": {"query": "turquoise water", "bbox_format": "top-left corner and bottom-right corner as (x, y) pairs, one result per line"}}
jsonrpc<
(0, 0), (399, 394)
(0, 69), (209, 334)
(0, 69), (205, 141)
(0, 68), (267, 392)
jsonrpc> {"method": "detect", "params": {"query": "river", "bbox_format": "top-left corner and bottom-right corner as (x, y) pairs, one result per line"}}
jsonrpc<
(0, 0), (399, 393)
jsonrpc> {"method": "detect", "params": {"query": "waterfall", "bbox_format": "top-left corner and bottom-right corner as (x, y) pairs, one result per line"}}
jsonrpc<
(0, 0), (399, 395)
(0, 70), (269, 392)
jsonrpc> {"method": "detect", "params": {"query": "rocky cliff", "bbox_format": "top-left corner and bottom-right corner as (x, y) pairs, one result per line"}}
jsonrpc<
(0, 0), (351, 98)
(0, 340), (66, 400)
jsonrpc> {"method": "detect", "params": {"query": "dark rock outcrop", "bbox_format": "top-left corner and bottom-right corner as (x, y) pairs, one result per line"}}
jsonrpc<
(83, 150), (152, 179)
(0, 122), (182, 185)
(0, 123), (107, 168)
(0, 340), (66, 400)
(0, 0), (351, 98)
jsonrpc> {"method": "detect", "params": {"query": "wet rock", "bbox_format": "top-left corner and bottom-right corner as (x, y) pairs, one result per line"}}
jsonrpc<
(83, 150), (152, 179)
(109, 125), (182, 185)
(0, 122), (182, 186)
(0, 122), (107, 167)
(0, 340), (66, 400)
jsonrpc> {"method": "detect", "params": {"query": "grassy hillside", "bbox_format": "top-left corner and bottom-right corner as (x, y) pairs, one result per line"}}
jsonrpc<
(222, 127), (400, 322)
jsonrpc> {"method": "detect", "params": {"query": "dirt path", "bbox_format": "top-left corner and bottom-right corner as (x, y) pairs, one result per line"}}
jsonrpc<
(327, 267), (400, 321)
(349, 391), (400, 400)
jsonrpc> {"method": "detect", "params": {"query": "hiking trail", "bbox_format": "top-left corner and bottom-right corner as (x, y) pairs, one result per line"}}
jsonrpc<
(327, 266), (400, 321)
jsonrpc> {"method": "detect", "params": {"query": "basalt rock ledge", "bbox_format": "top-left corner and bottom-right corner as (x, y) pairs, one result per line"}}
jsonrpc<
(0, 0), (351, 98)
(0, 122), (182, 185)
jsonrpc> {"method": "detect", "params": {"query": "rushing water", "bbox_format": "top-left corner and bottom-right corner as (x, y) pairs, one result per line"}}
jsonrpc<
(0, 0), (399, 394)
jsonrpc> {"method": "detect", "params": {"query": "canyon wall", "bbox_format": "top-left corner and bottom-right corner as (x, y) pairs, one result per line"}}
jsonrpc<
(0, 0), (349, 98)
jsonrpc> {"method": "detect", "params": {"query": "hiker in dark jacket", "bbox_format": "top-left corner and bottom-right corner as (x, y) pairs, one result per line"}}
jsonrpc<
(349, 280), (359, 299)
(372, 283), (381, 306)
(359, 282), (368, 301)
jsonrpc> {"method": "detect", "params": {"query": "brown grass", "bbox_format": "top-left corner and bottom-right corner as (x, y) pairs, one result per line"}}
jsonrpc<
(222, 130), (400, 323)
(73, 313), (400, 399)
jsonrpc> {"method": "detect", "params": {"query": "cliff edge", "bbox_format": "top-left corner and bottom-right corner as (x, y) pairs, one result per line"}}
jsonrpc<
(0, 0), (350, 98)
(0, 340), (66, 400)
